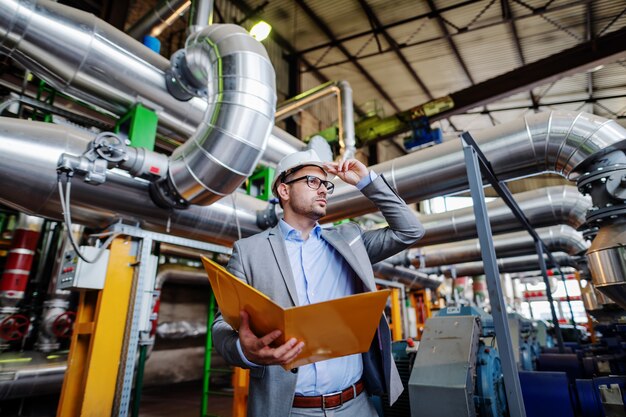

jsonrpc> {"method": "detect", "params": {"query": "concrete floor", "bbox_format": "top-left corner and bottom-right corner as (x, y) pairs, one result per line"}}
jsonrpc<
(140, 381), (233, 417)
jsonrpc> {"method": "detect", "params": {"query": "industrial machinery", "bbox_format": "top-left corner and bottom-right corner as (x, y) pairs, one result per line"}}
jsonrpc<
(408, 306), (507, 417)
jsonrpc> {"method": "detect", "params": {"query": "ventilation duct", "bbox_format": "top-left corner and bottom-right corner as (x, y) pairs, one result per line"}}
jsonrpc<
(424, 252), (580, 278)
(372, 262), (443, 290)
(0, 118), (265, 246)
(400, 225), (588, 268)
(153, 24), (277, 207)
(324, 111), (626, 221)
(0, 0), (296, 165)
(415, 186), (590, 246)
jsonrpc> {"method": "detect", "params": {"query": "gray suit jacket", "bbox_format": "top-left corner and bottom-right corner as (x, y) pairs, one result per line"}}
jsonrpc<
(212, 175), (424, 417)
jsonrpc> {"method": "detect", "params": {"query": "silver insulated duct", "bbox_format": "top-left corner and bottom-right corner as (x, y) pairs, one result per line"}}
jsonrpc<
(0, 0), (297, 165)
(155, 24), (277, 206)
(324, 111), (626, 222)
(0, 118), (265, 246)
(402, 225), (588, 268)
(427, 252), (580, 278)
(416, 186), (590, 246)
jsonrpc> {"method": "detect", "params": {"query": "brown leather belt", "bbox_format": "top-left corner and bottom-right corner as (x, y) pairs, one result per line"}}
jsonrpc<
(292, 380), (365, 409)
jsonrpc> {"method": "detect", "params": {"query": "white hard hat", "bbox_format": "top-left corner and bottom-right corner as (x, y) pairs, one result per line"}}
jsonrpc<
(271, 149), (328, 198)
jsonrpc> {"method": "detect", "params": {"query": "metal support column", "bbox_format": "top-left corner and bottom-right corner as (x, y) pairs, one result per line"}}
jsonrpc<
(232, 367), (250, 417)
(58, 237), (137, 416)
(557, 269), (577, 325)
(534, 242), (566, 352)
(462, 142), (526, 417)
(460, 131), (566, 353)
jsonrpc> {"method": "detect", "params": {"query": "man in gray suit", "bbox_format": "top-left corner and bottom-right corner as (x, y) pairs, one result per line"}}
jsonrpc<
(212, 149), (424, 416)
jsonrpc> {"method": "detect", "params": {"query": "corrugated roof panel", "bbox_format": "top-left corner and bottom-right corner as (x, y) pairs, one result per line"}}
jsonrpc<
(304, 0), (372, 39)
(594, 62), (626, 90)
(302, 46), (352, 69)
(435, 0), (503, 30)
(400, 38), (471, 97)
(366, 0), (432, 26)
(341, 34), (392, 61)
(356, 53), (432, 108)
(453, 24), (520, 84)
(386, 19), (443, 51)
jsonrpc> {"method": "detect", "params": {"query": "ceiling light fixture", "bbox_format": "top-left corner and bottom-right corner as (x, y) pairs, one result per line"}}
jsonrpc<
(250, 21), (272, 41)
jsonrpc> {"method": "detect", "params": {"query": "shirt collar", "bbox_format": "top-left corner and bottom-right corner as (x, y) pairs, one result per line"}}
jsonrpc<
(279, 219), (322, 241)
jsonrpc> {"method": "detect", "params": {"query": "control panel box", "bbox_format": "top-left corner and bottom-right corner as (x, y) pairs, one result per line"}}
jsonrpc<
(57, 246), (110, 290)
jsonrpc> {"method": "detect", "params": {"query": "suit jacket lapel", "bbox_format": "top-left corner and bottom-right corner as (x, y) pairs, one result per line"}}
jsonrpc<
(321, 229), (376, 292)
(267, 226), (300, 306)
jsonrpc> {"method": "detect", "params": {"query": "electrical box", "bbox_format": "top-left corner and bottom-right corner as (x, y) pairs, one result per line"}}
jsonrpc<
(57, 246), (110, 290)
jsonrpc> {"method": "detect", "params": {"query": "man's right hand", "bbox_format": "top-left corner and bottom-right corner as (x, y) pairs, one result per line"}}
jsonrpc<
(238, 310), (305, 366)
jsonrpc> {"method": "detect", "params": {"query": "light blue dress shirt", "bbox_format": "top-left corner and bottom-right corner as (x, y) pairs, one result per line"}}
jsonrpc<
(236, 171), (377, 395)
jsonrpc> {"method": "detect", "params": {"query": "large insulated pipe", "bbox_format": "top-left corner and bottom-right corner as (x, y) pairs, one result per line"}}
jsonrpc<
(372, 262), (443, 290)
(425, 252), (580, 278)
(0, 0), (297, 164)
(0, 118), (264, 246)
(401, 225), (588, 268)
(324, 111), (626, 222)
(154, 24), (276, 207)
(415, 186), (590, 246)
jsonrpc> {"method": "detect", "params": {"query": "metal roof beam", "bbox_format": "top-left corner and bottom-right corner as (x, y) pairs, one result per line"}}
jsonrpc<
(293, 0), (401, 113)
(298, 0), (483, 55)
(432, 25), (626, 121)
(302, 0), (590, 71)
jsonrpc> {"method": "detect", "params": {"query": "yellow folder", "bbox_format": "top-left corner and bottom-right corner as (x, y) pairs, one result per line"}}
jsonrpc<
(201, 256), (391, 369)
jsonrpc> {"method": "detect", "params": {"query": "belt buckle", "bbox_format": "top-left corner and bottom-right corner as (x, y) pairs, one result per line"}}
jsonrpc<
(321, 390), (343, 410)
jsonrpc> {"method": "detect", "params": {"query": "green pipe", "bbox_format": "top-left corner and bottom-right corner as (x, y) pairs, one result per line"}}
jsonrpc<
(201, 292), (216, 417)
(131, 344), (148, 417)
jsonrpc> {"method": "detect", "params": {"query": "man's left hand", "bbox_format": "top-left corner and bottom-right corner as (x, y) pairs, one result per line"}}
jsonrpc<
(323, 159), (368, 186)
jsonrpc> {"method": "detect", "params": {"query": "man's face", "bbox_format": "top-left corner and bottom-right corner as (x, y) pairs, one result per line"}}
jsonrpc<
(280, 165), (330, 220)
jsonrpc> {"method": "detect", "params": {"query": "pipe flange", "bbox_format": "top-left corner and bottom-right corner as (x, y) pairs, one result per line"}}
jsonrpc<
(577, 165), (626, 192)
(165, 49), (207, 101)
(149, 178), (189, 209)
(585, 205), (626, 224)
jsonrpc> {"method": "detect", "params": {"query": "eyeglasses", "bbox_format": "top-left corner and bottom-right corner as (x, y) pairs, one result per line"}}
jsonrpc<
(283, 175), (335, 194)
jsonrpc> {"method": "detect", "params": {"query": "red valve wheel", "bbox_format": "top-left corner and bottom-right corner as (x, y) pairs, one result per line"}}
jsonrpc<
(0, 314), (30, 341)
(52, 311), (76, 338)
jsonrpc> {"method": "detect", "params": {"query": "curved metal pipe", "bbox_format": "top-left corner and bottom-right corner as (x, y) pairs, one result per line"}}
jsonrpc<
(161, 24), (277, 206)
(415, 186), (590, 246)
(275, 80), (356, 159)
(0, 118), (264, 246)
(424, 252), (580, 278)
(0, 0), (298, 165)
(405, 225), (588, 268)
(324, 111), (626, 222)
(372, 262), (443, 290)
(155, 264), (208, 289)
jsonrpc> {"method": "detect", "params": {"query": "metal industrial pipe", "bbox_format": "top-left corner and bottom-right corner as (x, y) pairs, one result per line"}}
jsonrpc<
(425, 252), (581, 278)
(276, 80), (356, 159)
(414, 186), (590, 246)
(324, 111), (626, 221)
(0, 0), (299, 165)
(372, 262), (443, 290)
(155, 24), (277, 207)
(0, 118), (265, 246)
(189, 0), (213, 31)
(403, 225), (588, 268)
